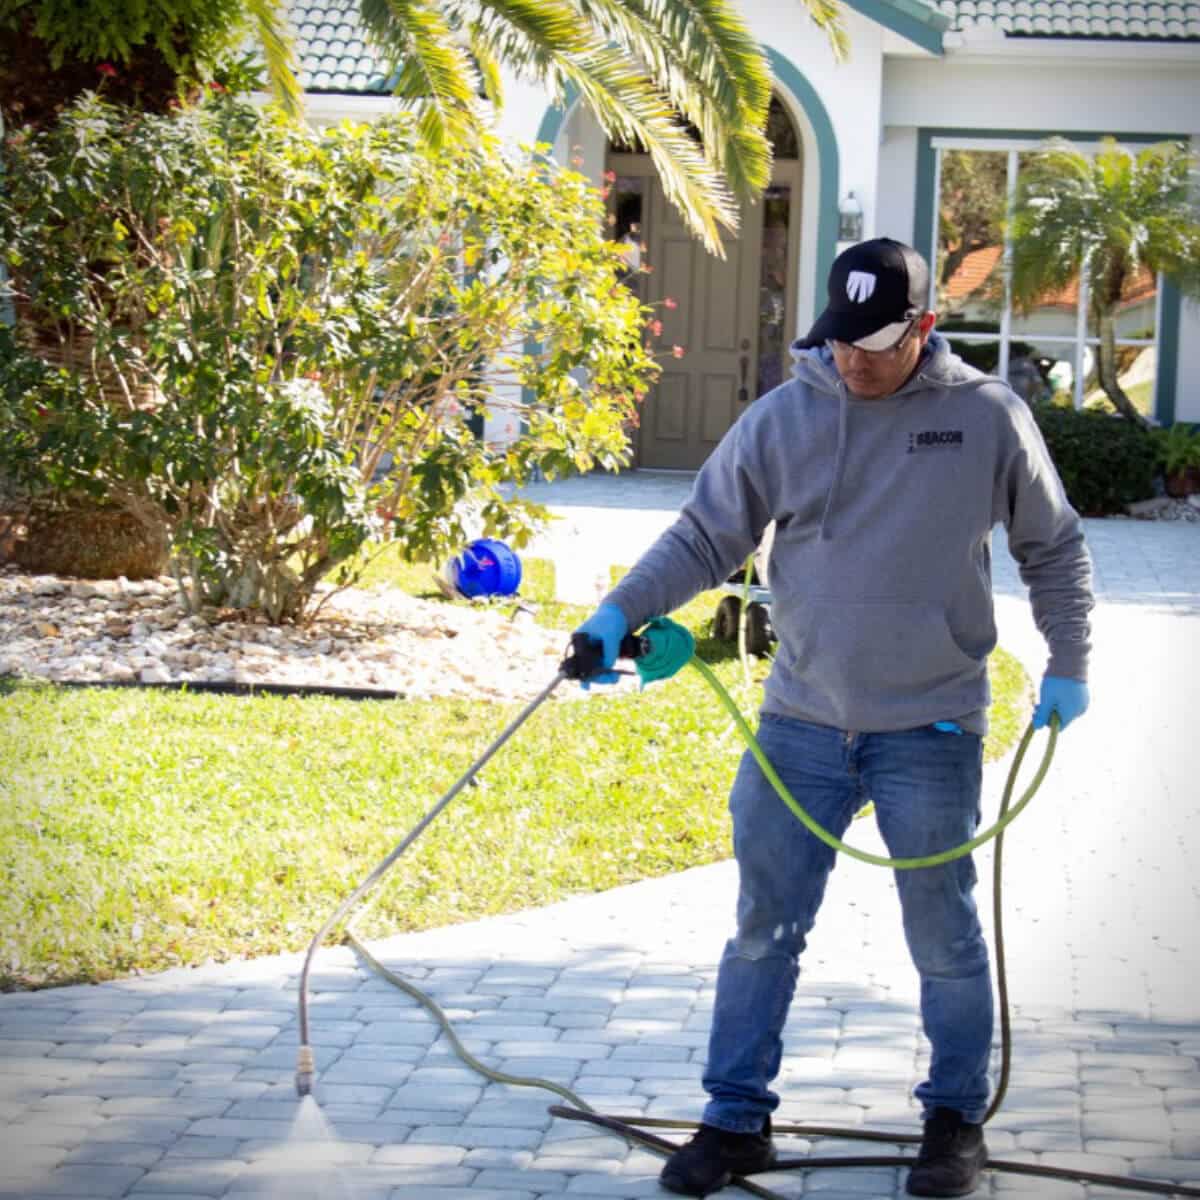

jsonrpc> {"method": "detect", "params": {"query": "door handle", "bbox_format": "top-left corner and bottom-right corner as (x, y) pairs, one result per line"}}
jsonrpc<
(737, 353), (750, 405)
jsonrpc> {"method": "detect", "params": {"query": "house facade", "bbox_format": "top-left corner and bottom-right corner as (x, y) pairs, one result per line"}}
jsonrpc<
(289, 0), (1200, 468)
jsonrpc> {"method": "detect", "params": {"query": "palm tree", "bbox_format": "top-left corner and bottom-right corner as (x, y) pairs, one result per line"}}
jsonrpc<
(0, 0), (848, 254)
(1008, 136), (1200, 429)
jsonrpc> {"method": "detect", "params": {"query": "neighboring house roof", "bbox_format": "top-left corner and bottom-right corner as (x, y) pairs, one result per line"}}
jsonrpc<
(944, 244), (1157, 311)
(944, 245), (1003, 300)
(934, 0), (1200, 39)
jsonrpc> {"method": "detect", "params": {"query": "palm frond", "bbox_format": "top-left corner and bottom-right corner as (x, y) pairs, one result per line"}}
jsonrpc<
(465, 24), (506, 108)
(465, 0), (740, 249)
(245, 0), (303, 118)
(798, 0), (851, 59)
(566, 45), (738, 251)
(565, 0), (773, 199)
(360, 0), (484, 149)
(1009, 135), (1200, 313)
(617, 0), (775, 114)
(451, 0), (593, 99)
(1008, 142), (1094, 310)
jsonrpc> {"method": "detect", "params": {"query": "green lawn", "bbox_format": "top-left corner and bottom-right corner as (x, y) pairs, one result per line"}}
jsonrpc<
(0, 559), (1031, 990)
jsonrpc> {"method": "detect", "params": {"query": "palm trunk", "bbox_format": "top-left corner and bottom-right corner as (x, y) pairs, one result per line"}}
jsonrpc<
(1095, 308), (1150, 429)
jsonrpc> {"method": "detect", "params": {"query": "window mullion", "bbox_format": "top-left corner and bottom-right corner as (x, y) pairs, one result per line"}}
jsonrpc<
(1074, 262), (1090, 411)
(929, 147), (943, 312)
(999, 149), (1018, 385)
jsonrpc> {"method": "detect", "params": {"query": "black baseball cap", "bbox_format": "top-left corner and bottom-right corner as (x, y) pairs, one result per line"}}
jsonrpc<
(797, 237), (930, 350)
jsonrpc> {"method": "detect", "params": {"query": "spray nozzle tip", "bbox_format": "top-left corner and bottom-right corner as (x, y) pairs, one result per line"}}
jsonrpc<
(295, 1045), (315, 1097)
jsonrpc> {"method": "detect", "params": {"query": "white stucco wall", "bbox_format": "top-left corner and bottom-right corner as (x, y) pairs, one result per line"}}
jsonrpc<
(876, 124), (920, 248)
(1176, 303), (1200, 424)
(884, 45), (1200, 135)
(1175, 136), (1200, 425)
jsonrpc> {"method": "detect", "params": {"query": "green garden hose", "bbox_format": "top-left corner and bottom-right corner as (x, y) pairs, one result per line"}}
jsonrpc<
(690, 653), (1058, 870)
(632, 615), (1058, 871)
(295, 616), (1200, 1198)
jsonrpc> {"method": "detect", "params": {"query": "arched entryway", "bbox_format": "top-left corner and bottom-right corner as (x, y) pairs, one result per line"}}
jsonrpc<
(608, 98), (804, 470)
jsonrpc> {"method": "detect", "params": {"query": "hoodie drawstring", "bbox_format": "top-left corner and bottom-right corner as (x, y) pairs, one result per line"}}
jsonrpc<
(818, 382), (850, 540)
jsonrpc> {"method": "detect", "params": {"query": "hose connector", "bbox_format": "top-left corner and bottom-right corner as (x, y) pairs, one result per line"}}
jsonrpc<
(295, 1044), (315, 1097)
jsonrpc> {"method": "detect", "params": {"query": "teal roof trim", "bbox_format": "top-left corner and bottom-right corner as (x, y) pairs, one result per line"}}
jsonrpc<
(764, 48), (842, 298)
(842, 0), (950, 52)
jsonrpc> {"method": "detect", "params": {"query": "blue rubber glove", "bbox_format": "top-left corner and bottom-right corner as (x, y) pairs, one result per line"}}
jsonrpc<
(1033, 675), (1090, 732)
(573, 602), (628, 688)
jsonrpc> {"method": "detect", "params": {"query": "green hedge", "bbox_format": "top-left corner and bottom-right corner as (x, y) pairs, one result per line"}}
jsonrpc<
(1031, 404), (1158, 516)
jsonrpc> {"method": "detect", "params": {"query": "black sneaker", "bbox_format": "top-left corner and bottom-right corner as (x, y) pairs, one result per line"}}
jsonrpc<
(906, 1107), (988, 1197)
(660, 1118), (777, 1196)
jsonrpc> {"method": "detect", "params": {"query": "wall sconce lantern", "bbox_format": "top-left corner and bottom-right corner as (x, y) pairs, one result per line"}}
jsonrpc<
(838, 191), (863, 242)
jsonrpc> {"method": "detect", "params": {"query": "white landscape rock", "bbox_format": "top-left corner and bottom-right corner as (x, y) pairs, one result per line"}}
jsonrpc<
(0, 566), (630, 702)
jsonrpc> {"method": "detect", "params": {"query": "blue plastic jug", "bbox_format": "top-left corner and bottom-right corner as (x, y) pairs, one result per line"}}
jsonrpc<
(450, 538), (522, 599)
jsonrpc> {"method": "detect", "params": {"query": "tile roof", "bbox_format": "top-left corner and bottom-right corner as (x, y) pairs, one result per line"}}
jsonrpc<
(288, 1), (392, 94)
(934, 0), (1200, 39)
(283, 0), (1200, 100)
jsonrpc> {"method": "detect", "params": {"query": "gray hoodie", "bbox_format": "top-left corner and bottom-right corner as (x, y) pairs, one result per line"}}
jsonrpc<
(603, 332), (1093, 734)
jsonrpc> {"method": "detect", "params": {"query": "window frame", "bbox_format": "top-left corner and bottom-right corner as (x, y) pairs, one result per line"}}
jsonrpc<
(915, 128), (1184, 422)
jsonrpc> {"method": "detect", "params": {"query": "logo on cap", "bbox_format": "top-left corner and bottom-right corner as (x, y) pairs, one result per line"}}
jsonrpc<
(845, 271), (877, 304)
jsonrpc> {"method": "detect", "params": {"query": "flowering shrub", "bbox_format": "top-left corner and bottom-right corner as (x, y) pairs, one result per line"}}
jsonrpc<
(0, 94), (658, 620)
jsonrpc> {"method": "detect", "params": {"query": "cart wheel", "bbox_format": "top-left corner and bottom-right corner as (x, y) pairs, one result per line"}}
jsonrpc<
(713, 595), (741, 641)
(746, 602), (774, 657)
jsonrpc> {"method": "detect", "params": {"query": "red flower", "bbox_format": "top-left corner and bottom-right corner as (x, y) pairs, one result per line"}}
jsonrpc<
(672, 345), (685, 359)
(664, 297), (678, 309)
(97, 62), (118, 78)
(207, 81), (227, 94)
(603, 169), (617, 183)
(649, 319), (663, 337)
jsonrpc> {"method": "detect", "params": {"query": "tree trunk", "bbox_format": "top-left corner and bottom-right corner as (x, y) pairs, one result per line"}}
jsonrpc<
(1095, 308), (1151, 429)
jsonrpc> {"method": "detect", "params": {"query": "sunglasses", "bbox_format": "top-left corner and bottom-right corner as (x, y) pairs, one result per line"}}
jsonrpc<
(828, 315), (921, 359)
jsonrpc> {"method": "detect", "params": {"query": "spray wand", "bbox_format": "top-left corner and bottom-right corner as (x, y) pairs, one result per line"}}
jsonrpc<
(293, 625), (665, 1096)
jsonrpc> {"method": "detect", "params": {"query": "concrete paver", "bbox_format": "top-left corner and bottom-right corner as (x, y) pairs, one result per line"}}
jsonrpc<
(3, 469), (1199, 1199)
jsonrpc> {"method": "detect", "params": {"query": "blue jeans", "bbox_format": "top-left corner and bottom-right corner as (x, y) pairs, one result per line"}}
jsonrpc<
(702, 713), (992, 1132)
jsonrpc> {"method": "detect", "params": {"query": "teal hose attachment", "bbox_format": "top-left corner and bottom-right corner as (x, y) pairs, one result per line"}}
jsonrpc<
(632, 616), (1056, 871)
(631, 616), (696, 685)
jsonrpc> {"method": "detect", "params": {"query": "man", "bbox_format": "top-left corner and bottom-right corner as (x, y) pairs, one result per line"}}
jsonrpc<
(573, 238), (1093, 1198)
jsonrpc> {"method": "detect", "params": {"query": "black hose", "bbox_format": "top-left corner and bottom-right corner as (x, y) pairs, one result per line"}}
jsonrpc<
(549, 1107), (1200, 1199)
(30, 676), (409, 700)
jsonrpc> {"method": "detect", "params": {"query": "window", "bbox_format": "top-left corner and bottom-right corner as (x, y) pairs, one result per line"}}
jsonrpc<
(929, 140), (1159, 415)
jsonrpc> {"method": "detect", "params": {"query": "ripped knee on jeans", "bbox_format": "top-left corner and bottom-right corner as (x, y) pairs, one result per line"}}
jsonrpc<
(735, 921), (805, 960)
